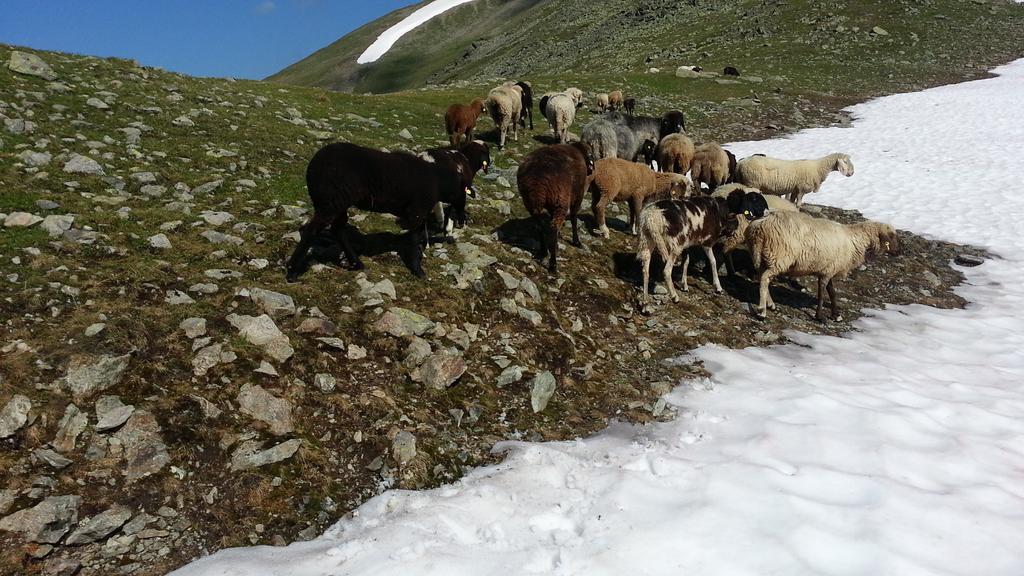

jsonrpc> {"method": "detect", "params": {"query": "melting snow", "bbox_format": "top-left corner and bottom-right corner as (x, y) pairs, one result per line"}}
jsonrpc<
(174, 60), (1024, 576)
(357, 0), (478, 64)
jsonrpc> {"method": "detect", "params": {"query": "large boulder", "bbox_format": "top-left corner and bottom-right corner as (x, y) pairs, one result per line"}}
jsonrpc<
(8, 51), (57, 80)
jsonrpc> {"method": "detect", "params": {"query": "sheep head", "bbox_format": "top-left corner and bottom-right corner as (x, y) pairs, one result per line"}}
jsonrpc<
(834, 154), (855, 177)
(659, 111), (686, 138)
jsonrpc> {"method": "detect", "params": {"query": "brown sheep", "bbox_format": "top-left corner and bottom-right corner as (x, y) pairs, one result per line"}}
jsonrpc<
(690, 143), (735, 192)
(608, 90), (624, 111)
(444, 98), (486, 149)
(655, 133), (696, 175)
(517, 142), (596, 273)
(589, 157), (691, 238)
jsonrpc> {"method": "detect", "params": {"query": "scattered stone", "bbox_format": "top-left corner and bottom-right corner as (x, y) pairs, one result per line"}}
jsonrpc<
(255, 361), (279, 377)
(60, 354), (131, 400)
(374, 307), (435, 338)
(249, 288), (296, 319)
(676, 66), (701, 78)
(114, 410), (170, 483)
(955, 253), (984, 267)
(230, 439), (302, 472)
(148, 233), (172, 249)
(237, 383), (294, 436)
(530, 371), (557, 413)
(413, 349), (467, 390)
(65, 505), (132, 545)
(398, 128), (414, 141)
(227, 314), (294, 362)
(200, 230), (243, 245)
(496, 269), (520, 290)
(40, 214), (73, 237)
(871, 26), (889, 36)
(179, 317), (207, 339)
(404, 337), (432, 368)
(164, 290), (194, 305)
(517, 306), (543, 326)
(4, 211), (43, 227)
(192, 179), (224, 195)
(0, 394), (32, 438)
(94, 396), (135, 432)
(140, 184), (166, 197)
(0, 495), (80, 544)
(33, 448), (73, 469)
(18, 150), (52, 167)
(8, 51), (58, 80)
(86, 97), (110, 110)
(314, 373), (337, 393)
(391, 431), (416, 465)
(357, 277), (397, 301)
(200, 211), (234, 226)
(62, 154), (104, 175)
(497, 366), (524, 388)
(51, 403), (87, 452)
(192, 343), (236, 376)
(297, 317), (337, 335)
(172, 115), (195, 127)
(190, 395), (222, 419)
(315, 337), (346, 350)
(347, 344), (367, 360)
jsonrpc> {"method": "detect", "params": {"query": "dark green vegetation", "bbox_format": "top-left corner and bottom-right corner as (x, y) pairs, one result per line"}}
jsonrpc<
(1, 2), (1022, 573)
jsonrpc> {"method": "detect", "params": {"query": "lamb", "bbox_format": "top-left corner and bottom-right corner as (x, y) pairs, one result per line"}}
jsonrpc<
(517, 141), (596, 273)
(596, 93), (610, 112)
(745, 211), (899, 321)
(735, 152), (854, 206)
(624, 98), (636, 115)
(444, 97), (486, 149)
(423, 140), (491, 231)
(637, 190), (768, 303)
(285, 142), (466, 281)
(589, 157), (691, 237)
(608, 90), (624, 110)
(711, 183), (798, 276)
(655, 133), (696, 175)
(485, 84), (524, 149)
(581, 110), (686, 163)
(690, 143), (735, 192)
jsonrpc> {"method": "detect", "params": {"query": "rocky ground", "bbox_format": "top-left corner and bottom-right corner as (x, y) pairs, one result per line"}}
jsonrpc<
(0, 44), (999, 576)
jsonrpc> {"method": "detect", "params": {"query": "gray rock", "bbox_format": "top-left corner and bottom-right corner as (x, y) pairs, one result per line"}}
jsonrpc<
(357, 277), (397, 301)
(192, 343), (236, 376)
(922, 270), (942, 288)
(398, 128), (414, 141)
(404, 337), (432, 368)
(94, 395), (135, 432)
(314, 373), (337, 393)
(0, 490), (16, 516)
(413, 350), (467, 390)
(517, 306), (543, 326)
(4, 211), (43, 227)
(374, 307), (435, 338)
(190, 395), (222, 419)
(40, 214), (73, 237)
(192, 179), (224, 195)
(130, 172), (157, 184)
(179, 317), (207, 339)
(36, 199), (60, 210)
(51, 403), (87, 453)
(200, 210), (234, 226)
(496, 269), (520, 290)
(237, 383), (294, 436)
(530, 371), (557, 413)
(955, 253), (984, 267)
(0, 495), (80, 544)
(520, 277), (541, 302)
(391, 431), (416, 465)
(42, 558), (81, 576)
(8, 51), (57, 80)
(86, 97), (110, 110)
(148, 233), (172, 249)
(200, 230), (243, 245)
(65, 505), (132, 545)
(347, 344), (367, 360)
(140, 184), (166, 197)
(497, 366), (524, 388)
(164, 290), (194, 305)
(113, 410), (170, 483)
(297, 317), (337, 335)
(0, 394), (32, 438)
(18, 150), (52, 167)
(172, 115), (195, 127)
(230, 439), (302, 471)
(62, 154), (104, 175)
(33, 448), (73, 469)
(249, 288), (296, 319)
(61, 354), (130, 400)
(872, 26), (889, 36)
(227, 313), (294, 362)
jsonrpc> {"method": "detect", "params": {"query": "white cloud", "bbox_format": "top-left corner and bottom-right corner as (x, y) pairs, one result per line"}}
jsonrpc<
(255, 1), (275, 14)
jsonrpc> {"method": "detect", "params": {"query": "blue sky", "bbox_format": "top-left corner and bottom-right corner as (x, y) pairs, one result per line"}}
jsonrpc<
(0, 1), (419, 79)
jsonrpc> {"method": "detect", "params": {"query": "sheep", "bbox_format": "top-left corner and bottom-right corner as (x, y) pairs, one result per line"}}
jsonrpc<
(608, 90), (624, 110)
(637, 190), (768, 303)
(538, 92), (554, 117)
(513, 81), (534, 130)
(581, 110), (686, 163)
(745, 211), (899, 321)
(544, 92), (579, 144)
(423, 140), (491, 232)
(517, 141), (596, 273)
(655, 133), (696, 175)
(735, 152), (854, 206)
(486, 84), (523, 149)
(690, 143), (735, 192)
(285, 142), (467, 281)
(638, 139), (658, 170)
(589, 157), (691, 238)
(596, 93), (610, 112)
(444, 97), (486, 149)
(723, 66), (740, 76)
(711, 183), (798, 276)
(564, 87), (585, 108)
(624, 98), (636, 115)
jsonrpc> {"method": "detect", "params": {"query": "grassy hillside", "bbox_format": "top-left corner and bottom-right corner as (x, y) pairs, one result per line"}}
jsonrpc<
(271, 0), (1024, 94)
(0, 3), (1022, 573)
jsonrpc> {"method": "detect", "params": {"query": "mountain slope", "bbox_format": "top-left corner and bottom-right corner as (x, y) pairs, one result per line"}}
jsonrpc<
(271, 0), (1024, 94)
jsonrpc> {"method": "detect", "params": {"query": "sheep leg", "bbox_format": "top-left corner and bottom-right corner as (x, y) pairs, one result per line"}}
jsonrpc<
(533, 214), (549, 262)
(755, 271), (774, 318)
(569, 211), (582, 248)
(680, 253), (690, 294)
(407, 226), (427, 279)
(815, 277), (827, 321)
(630, 197), (643, 235)
(592, 194), (611, 238)
(329, 212), (364, 271)
(664, 251), (680, 303)
(725, 251), (737, 277)
(640, 247), (652, 304)
(827, 279), (841, 321)
(703, 246), (723, 293)
(547, 218), (562, 273)
(285, 211), (334, 282)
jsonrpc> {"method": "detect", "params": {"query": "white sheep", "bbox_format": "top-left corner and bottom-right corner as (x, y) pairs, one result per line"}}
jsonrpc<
(596, 93), (610, 112)
(545, 92), (579, 144)
(712, 184), (798, 276)
(485, 84), (523, 149)
(745, 211), (899, 321)
(735, 152), (854, 206)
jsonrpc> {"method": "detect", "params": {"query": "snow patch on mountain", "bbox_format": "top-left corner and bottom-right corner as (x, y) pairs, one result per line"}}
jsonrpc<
(358, 0), (477, 64)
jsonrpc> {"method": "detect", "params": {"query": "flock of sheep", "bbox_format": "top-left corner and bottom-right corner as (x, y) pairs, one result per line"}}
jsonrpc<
(285, 79), (900, 323)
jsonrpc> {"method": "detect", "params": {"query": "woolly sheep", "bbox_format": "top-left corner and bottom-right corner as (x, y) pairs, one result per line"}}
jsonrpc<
(582, 111), (685, 163)
(735, 152), (854, 206)
(690, 143), (735, 192)
(486, 84), (523, 149)
(444, 98), (486, 148)
(596, 93), (610, 112)
(589, 157), (691, 237)
(745, 211), (899, 321)
(545, 92), (579, 144)
(712, 183), (798, 276)
(608, 90), (624, 110)
(655, 133), (696, 175)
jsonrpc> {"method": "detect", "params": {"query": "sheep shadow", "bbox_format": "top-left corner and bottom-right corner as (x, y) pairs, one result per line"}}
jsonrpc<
(531, 133), (559, 145)
(288, 225), (444, 280)
(494, 216), (542, 253)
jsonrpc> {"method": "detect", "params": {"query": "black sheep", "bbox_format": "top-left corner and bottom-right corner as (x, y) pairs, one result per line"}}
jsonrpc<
(514, 81), (534, 130)
(424, 140), (491, 231)
(285, 142), (466, 281)
(723, 66), (740, 76)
